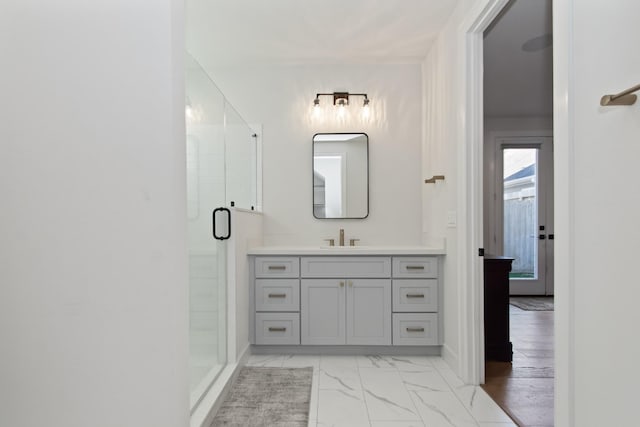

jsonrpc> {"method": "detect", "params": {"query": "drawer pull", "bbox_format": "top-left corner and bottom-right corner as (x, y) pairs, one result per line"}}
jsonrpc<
(268, 265), (286, 270)
(406, 265), (425, 270)
(268, 293), (287, 298)
(268, 327), (287, 332)
(406, 294), (425, 298)
(406, 327), (425, 332)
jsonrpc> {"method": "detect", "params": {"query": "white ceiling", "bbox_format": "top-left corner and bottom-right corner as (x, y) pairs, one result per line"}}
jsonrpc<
(186, 0), (458, 67)
(483, 0), (553, 117)
(186, 0), (552, 118)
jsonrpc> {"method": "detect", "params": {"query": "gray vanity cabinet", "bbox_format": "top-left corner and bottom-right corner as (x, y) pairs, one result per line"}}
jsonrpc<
(391, 256), (440, 345)
(253, 257), (301, 345)
(301, 278), (391, 345)
(250, 253), (442, 349)
(300, 257), (392, 345)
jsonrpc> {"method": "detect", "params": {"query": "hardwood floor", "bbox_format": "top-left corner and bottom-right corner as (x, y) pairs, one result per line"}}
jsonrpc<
(483, 303), (554, 426)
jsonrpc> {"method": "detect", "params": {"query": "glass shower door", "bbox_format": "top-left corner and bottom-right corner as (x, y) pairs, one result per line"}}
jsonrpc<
(185, 53), (258, 412)
(185, 55), (228, 408)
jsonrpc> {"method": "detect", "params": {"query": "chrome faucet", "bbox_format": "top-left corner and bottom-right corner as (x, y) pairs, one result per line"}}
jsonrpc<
(339, 228), (345, 246)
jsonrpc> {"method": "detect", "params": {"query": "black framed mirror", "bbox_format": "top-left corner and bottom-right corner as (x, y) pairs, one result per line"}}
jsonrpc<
(313, 133), (369, 219)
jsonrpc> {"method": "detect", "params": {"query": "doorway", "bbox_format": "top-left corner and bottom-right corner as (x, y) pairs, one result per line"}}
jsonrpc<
(481, 0), (555, 425)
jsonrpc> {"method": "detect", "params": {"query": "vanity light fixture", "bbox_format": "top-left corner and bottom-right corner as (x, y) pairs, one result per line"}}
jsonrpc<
(313, 92), (370, 108)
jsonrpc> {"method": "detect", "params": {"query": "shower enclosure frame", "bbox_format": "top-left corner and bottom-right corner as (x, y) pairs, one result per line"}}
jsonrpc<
(185, 53), (258, 414)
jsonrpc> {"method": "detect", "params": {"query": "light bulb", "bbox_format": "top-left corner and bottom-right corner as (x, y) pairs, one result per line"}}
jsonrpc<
(312, 104), (322, 119)
(362, 104), (370, 119)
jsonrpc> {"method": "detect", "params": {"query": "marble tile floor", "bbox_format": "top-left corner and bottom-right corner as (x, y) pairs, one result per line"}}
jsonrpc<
(246, 354), (518, 427)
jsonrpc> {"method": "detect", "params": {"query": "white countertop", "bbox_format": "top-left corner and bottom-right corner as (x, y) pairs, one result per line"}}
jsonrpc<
(247, 246), (446, 256)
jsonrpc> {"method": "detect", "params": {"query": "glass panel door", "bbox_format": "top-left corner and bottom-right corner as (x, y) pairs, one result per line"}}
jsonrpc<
(185, 53), (258, 412)
(498, 137), (553, 295)
(185, 54), (227, 408)
(503, 147), (543, 293)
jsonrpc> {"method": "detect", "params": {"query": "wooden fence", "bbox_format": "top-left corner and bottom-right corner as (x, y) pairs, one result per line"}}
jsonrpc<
(503, 197), (536, 276)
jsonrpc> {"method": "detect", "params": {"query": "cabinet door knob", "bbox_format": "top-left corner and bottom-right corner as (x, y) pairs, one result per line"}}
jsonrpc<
(268, 327), (286, 332)
(406, 294), (425, 298)
(406, 265), (425, 270)
(268, 265), (286, 270)
(406, 327), (425, 332)
(268, 293), (287, 298)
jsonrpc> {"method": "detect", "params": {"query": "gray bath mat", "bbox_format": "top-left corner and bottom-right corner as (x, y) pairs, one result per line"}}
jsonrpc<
(510, 296), (554, 311)
(211, 367), (313, 427)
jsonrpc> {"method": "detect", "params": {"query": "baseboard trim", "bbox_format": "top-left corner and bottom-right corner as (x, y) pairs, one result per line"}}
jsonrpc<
(251, 345), (442, 356)
(190, 345), (250, 427)
(237, 343), (251, 366)
(441, 343), (459, 377)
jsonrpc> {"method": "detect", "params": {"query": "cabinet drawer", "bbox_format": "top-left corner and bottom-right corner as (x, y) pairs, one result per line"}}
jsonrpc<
(255, 313), (300, 345)
(392, 257), (438, 278)
(393, 313), (438, 345)
(392, 279), (438, 312)
(255, 257), (299, 278)
(255, 279), (300, 312)
(301, 257), (391, 278)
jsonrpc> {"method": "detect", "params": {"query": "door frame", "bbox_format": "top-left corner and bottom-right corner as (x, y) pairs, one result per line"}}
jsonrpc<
(456, 0), (510, 386)
(460, 0), (571, 424)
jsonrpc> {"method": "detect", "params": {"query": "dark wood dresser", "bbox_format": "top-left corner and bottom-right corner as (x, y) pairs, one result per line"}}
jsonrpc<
(484, 255), (514, 362)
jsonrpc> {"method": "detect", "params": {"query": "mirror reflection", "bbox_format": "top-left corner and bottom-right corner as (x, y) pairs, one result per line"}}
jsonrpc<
(313, 133), (368, 219)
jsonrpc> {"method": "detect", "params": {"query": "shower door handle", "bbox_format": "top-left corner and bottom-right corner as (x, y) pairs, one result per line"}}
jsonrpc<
(212, 207), (231, 240)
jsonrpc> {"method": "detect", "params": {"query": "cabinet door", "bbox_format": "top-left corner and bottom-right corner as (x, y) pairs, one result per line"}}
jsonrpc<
(346, 279), (391, 345)
(301, 279), (346, 345)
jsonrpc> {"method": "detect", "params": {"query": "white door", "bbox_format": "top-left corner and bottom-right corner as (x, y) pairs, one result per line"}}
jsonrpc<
(346, 279), (391, 345)
(554, 1), (640, 423)
(495, 136), (554, 295)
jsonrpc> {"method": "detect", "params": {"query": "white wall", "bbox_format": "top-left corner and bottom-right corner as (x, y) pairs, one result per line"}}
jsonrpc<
(228, 210), (263, 362)
(207, 64), (424, 246)
(555, 0), (640, 425)
(0, 2), (188, 427)
(421, 0), (479, 372)
(424, 0), (640, 424)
